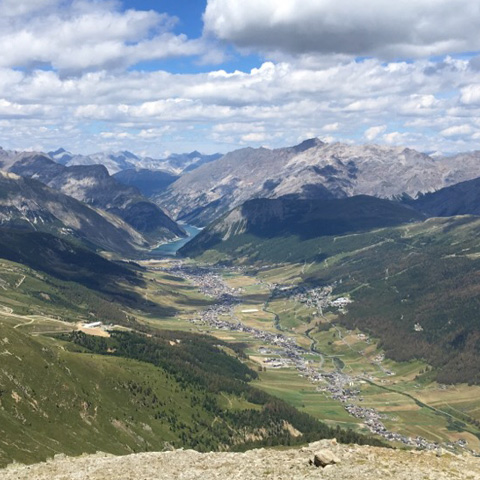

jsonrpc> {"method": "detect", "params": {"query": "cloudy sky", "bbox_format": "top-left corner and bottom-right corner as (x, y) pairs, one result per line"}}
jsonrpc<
(1, 0), (480, 157)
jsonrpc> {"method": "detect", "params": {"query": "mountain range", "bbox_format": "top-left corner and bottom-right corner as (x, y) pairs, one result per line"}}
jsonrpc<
(157, 140), (480, 226)
(4, 139), (480, 256)
(0, 172), (149, 255)
(48, 148), (222, 175)
(1, 151), (184, 247)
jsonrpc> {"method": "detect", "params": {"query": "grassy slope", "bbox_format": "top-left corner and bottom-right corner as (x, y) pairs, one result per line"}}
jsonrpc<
(0, 321), (223, 466)
(0, 247), (386, 467)
(0, 229), (179, 323)
(302, 217), (480, 384)
(0, 320), (384, 467)
(0, 228), (135, 289)
(0, 252), (210, 466)
(0, 257), (130, 325)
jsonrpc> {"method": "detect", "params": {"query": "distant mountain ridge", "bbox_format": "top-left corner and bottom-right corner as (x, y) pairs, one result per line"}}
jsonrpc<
(0, 172), (149, 255)
(113, 169), (179, 198)
(3, 152), (184, 244)
(5, 141), (480, 235)
(180, 195), (424, 259)
(406, 175), (480, 217)
(158, 140), (480, 226)
(48, 148), (222, 175)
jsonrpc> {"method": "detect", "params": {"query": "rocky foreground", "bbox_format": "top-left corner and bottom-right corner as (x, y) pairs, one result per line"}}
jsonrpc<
(2, 440), (480, 480)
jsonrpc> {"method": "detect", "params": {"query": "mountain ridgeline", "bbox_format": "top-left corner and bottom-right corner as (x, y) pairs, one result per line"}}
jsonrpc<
(158, 140), (480, 227)
(0, 172), (151, 255)
(113, 169), (179, 198)
(48, 148), (222, 175)
(8, 153), (184, 244)
(180, 195), (424, 260)
(406, 175), (480, 217)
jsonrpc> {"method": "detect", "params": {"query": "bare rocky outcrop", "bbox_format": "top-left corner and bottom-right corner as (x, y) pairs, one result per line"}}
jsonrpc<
(2, 440), (479, 480)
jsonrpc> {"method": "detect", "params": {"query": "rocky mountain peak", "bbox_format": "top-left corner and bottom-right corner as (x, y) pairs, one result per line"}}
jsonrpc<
(118, 150), (138, 159)
(50, 147), (67, 155)
(67, 163), (110, 179)
(3, 151), (185, 243)
(291, 137), (325, 153)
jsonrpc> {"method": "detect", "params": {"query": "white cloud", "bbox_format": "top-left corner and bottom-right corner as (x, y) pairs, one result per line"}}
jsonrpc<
(241, 132), (267, 143)
(383, 131), (411, 144)
(440, 124), (473, 137)
(1, 52), (480, 155)
(346, 98), (392, 113)
(204, 0), (480, 59)
(137, 127), (172, 139)
(213, 122), (265, 134)
(322, 123), (340, 132)
(0, 0), (478, 158)
(460, 84), (480, 105)
(0, 1), (207, 73)
(401, 94), (439, 111)
(364, 125), (387, 141)
(0, 0), (60, 16)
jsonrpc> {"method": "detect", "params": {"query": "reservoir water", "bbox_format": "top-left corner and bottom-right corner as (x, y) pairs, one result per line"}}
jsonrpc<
(153, 224), (202, 256)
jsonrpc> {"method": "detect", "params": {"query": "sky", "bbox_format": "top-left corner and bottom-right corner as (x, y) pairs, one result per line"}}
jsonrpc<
(1, 0), (480, 157)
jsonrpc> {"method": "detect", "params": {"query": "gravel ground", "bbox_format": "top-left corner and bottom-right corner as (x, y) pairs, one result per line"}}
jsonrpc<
(2, 440), (480, 480)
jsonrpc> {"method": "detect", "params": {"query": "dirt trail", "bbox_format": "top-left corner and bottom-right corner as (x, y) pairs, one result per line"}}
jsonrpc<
(13, 318), (35, 329)
(0, 304), (72, 331)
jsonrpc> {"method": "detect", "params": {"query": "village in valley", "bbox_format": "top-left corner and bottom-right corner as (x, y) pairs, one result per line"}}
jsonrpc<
(152, 261), (473, 454)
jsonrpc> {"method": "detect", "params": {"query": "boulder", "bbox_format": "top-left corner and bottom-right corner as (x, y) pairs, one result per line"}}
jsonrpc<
(312, 449), (341, 468)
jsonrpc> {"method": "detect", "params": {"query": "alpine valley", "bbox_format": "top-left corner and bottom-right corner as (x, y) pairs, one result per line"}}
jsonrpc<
(2, 139), (480, 478)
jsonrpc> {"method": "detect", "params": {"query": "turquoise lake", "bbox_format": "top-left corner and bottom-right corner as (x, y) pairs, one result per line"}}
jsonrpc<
(153, 224), (202, 256)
